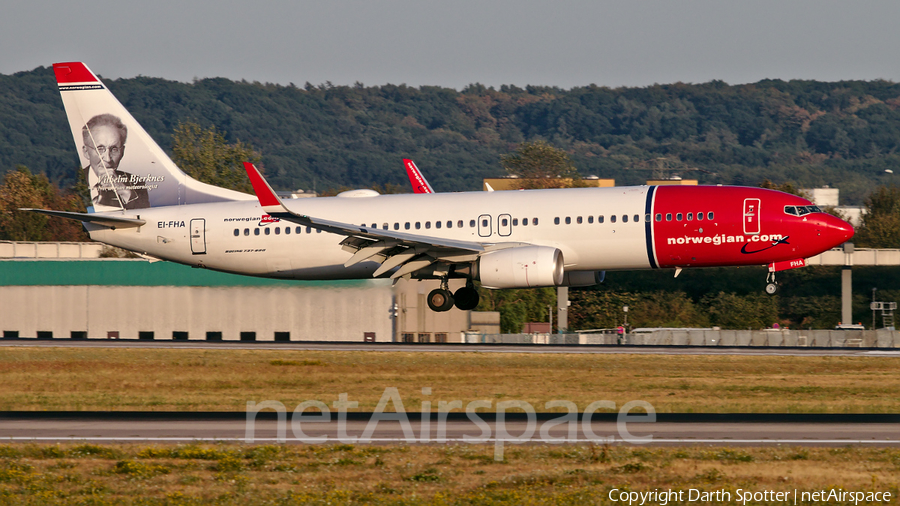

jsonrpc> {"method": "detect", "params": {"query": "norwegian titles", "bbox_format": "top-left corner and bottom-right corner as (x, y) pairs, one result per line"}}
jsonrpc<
(666, 233), (783, 246)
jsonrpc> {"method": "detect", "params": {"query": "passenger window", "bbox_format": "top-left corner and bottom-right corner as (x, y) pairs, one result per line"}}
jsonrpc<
(457, 220), (463, 228)
(425, 222), (431, 229)
(577, 216), (583, 224)
(622, 215), (628, 223)
(697, 212), (704, 221)
(233, 228), (239, 236)
(611, 215), (617, 223)
(554, 217), (560, 225)
(371, 223), (376, 228)
(382, 223), (388, 230)
(533, 218), (539, 225)
(655, 214), (662, 222)
(265, 228), (271, 235)
(316, 229), (321, 233)
(645, 214), (650, 222)
(447, 220), (452, 228)
(501, 218), (508, 227)
(404, 222), (410, 230)
(676, 213), (683, 221)
(307, 226), (312, 233)
(522, 218), (528, 226)
(482, 219), (489, 227)
(415, 222), (421, 229)
(470, 220), (476, 227)
(513, 218), (519, 226)
(285, 227), (290, 235)
(436, 221), (442, 229)
(254, 228), (260, 236)
(275, 227), (280, 235)
(565, 217), (571, 224)
(296, 227), (302, 234)
(708, 211), (714, 220)
(666, 213), (672, 221)
(588, 216), (594, 224)
(687, 212), (693, 221)
(393, 223), (399, 230)
(634, 214), (640, 223)
(244, 228), (250, 236)
(598, 215), (604, 223)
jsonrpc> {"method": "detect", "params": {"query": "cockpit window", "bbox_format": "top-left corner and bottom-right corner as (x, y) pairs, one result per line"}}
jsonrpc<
(784, 205), (822, 216)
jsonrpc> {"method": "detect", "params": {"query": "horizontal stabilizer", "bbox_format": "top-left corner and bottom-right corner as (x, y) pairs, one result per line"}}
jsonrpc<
(20, 209), (145, 229)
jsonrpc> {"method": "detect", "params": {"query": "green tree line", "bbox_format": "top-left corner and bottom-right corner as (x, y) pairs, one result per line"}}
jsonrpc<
(4, 67), (900, 202)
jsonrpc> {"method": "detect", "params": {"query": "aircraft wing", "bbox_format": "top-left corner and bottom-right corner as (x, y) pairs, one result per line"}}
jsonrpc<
(244, 163), (505, 279)
(403, 159), (434, 193)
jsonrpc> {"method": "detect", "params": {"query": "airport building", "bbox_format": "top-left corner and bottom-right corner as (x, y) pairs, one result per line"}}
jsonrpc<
(0, 242), (499, 342)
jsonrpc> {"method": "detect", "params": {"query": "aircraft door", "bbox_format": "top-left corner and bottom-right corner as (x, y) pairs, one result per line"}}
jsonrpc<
(498, 214), (512, 237)
(190, 218), (207, 255)
(478, 214), (492, 237)
(743, 198), (760, 235)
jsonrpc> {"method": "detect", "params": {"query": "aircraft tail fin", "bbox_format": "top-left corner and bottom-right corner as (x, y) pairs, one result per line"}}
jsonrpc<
(52, 62), (253, 212)
(403, 159), (434, 194)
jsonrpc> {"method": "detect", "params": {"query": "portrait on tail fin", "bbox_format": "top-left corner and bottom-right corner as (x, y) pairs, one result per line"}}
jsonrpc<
(81, 114), (150, 210)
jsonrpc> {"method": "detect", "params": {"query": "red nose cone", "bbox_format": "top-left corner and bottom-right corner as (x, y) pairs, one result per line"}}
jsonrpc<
(821, 214), (855, 249)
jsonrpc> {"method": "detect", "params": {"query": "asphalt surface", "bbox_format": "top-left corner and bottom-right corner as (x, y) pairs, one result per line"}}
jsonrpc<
(2, 338), (899, 357)
(3, 340), (897, 446)
(1, 413), (898, 446)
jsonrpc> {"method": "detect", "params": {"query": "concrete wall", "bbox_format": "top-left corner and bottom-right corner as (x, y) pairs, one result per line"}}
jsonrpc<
(467, 329), (900, 347)
(0, 241), (106, 259)
(0, 284), (394, 342)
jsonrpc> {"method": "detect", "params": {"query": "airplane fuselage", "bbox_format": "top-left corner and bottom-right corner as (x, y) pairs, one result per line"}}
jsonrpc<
(89, 185), (852, 281)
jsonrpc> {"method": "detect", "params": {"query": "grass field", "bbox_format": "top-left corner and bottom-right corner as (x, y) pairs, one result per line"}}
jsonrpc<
(0, 443), (897, 505)
(0, 347), (898, 412)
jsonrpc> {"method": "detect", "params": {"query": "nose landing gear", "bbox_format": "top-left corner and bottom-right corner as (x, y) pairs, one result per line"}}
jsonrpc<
(765, 272), (778, 295)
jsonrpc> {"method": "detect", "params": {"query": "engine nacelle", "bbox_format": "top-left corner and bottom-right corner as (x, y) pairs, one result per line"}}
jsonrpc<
(561, 270), (605, 287)
(477, 246), (564, 289)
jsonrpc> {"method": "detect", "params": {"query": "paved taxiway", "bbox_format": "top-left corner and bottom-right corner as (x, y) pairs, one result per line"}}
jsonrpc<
(2, 339), (899, 357)
(1, 414), (899, 446)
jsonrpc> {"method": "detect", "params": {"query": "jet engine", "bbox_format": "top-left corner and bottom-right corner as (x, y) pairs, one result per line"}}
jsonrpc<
(477, 246), (564, 289)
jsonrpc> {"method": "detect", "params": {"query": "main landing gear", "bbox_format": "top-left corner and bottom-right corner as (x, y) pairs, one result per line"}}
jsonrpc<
(765, 272), (778, 295)
(427, 279), (480, 312)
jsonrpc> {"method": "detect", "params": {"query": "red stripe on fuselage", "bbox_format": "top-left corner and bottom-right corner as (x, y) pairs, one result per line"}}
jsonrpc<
(650, 186), (853, 268)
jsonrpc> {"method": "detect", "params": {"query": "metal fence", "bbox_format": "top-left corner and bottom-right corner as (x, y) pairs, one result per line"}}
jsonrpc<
(464, 329), (900, 347)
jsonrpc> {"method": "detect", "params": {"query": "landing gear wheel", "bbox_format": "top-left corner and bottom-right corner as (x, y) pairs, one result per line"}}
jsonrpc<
(427, 288), (455, 312)
(453, 286), (480, 310)
(765, 272), (778, 295)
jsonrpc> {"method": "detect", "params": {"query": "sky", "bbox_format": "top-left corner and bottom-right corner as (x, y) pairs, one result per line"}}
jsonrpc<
(3, 0), (900, 90)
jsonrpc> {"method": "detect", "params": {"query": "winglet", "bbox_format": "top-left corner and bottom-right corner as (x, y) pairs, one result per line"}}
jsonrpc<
(403, 158), (434, 194)
(243, 162), (286, 212)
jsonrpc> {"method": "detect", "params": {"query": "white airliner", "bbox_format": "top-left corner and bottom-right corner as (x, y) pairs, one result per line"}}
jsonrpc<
(28, 62), (854, 312)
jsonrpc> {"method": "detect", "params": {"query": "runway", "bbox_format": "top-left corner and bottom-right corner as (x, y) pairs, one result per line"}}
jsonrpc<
(2, 339), (899, 357)
(1, 413), (898, 446)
